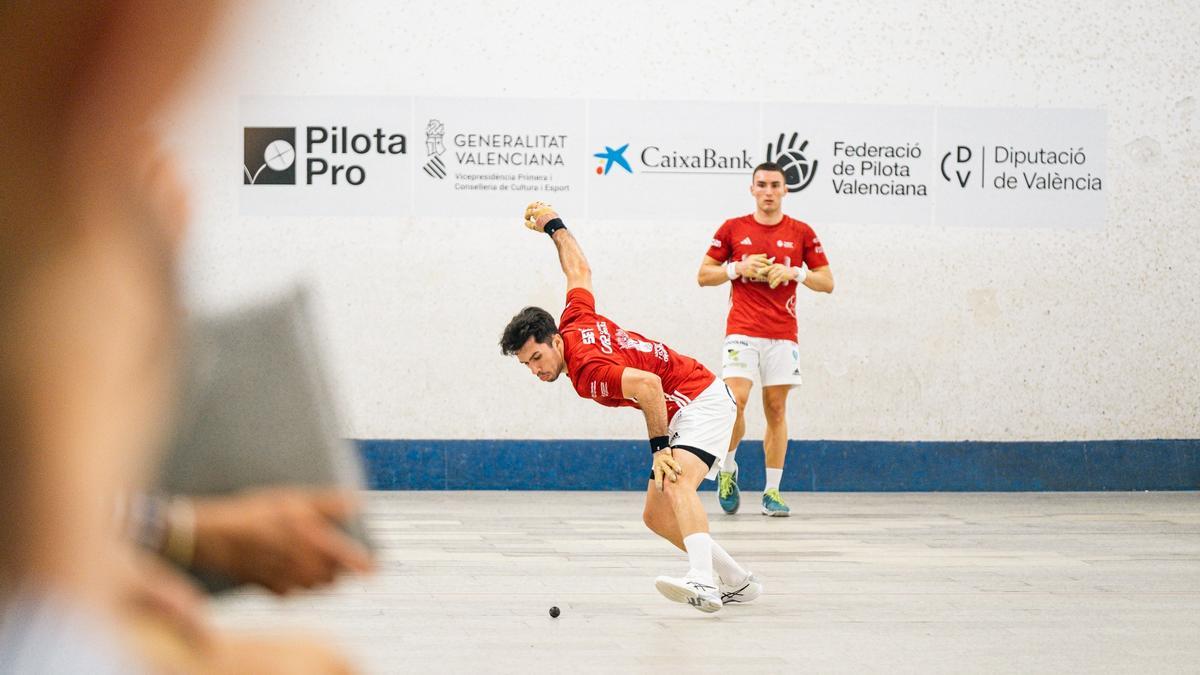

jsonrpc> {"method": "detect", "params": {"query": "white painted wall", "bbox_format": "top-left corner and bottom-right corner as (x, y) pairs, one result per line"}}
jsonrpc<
(167, 1), (1200, 441)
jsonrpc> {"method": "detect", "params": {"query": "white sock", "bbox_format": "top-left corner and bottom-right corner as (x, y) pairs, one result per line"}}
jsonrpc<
(723, 450), (738, 473)
(765, 468), (783, 492)
(682, 532), (714, 584)
(711, 540), (748, 584)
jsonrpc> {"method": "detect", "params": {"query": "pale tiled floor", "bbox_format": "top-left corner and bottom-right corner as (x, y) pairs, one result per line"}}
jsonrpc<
(213, 492), (1200, 674)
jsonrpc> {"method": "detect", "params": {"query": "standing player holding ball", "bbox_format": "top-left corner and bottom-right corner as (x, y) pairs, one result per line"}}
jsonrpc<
(697, 162), (834, 516)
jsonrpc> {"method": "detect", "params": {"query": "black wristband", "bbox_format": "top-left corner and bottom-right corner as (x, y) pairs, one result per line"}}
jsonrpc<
(649, 436), (670, 454)
(543, 218), (566, 237)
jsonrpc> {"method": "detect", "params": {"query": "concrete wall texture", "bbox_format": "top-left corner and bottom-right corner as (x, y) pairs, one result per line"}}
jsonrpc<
(167, 1), (1199, 452)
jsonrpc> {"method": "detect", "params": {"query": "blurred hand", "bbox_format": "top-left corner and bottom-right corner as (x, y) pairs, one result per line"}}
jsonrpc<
(115, 543), (357, 674)
(191, 488), (374, 594)
(116, 546), (212, 649)
(204, 632), (357, 675)
(127, 618), (357, 675)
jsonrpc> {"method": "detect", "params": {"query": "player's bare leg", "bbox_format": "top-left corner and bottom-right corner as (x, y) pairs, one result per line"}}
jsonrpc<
(717, 377), (753, 514)
(643, 448), (759, 609)
(761, 385), (792, 516)
(642, 449), (709, 546)
(725, 378), (753, 454)
(643, 479), (762, 604)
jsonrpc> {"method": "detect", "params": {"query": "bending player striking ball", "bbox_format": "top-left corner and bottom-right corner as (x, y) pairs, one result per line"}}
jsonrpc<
(501, 202), (761, 614)
(698, 161), (834, 516)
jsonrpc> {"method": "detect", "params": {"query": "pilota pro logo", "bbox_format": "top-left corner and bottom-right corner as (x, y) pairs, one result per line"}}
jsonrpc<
(242, 125), (406, 186)
(244, 127), (296, 185)
(766, 132), (817, 192)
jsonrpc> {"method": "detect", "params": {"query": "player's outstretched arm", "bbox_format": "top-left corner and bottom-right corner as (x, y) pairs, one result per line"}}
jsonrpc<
(550, 228), (592, 293)
(524, 201), (592, 292)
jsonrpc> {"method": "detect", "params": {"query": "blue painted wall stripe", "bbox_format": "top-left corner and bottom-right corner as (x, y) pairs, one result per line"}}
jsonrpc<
(354, 439), (1200, 491)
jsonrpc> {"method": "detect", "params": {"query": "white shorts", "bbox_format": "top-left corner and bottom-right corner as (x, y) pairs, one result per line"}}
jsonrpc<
(720, 334), (804, 388)
(668, 378), (737, 481)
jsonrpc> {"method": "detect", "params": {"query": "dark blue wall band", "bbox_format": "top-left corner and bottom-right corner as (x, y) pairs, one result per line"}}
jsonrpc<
(354, 439), (1200, 491)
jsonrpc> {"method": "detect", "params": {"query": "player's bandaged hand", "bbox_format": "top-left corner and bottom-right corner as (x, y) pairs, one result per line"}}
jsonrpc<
(524, 201), (558, 232)
(766, 264), (798, 289)
(735, 253), (772, 280)
(652, 449), (684, 491)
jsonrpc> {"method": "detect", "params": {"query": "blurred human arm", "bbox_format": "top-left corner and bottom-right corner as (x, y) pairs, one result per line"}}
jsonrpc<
(187, 488), (374, 595)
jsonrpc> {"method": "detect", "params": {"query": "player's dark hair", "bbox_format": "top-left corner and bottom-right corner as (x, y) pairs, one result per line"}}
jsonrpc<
(752, 162), (786, 180)
(500, 306), (559, 355)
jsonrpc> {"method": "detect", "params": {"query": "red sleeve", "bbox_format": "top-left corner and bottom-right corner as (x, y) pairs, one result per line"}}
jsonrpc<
(575, 361), (626, 402)
(705, 221), (732, 263)
(802, 224), (829, 269)
(560, 287), (597, 327)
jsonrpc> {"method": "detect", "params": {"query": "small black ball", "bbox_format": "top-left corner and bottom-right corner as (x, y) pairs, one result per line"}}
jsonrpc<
(549, 606), (560, 618)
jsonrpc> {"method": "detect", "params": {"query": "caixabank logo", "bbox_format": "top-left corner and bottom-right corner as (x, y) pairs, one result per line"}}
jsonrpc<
(244, 127), (296, 184)
(242, 126), (407, 186)
(591, 141), (751, 176)
(593, 144), (633, 175)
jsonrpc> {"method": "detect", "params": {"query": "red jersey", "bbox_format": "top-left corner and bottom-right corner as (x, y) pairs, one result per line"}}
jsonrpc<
(558, 288), (714, 423)
(705, 214), (828, 341)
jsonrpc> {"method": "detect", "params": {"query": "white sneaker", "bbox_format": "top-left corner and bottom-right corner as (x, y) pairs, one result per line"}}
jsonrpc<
(719, 572), (762, 604)
(654, 575), (722, 613)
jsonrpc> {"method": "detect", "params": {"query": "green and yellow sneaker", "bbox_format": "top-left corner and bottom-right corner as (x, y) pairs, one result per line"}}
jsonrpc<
(761, 488), (791, 517)
(717, 469), (740, 514)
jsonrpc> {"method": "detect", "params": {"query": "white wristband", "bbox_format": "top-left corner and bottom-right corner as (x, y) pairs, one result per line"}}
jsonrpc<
(725, 263), (739, 280)
(792, 266), (806, 284)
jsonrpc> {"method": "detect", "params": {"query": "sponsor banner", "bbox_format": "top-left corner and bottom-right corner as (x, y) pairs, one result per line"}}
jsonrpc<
(412, 97), (586, 217)
(587, 99), (759, 221)
(933, 107), (1106, 229)
(240, 96), (413, 217)
(760, 103), (937, 226)
(237, 97), (1106, 229)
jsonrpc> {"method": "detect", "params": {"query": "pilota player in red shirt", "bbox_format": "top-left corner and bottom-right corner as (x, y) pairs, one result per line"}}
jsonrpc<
(697, 162), (834, 517)
(500, 202), (761, 614)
